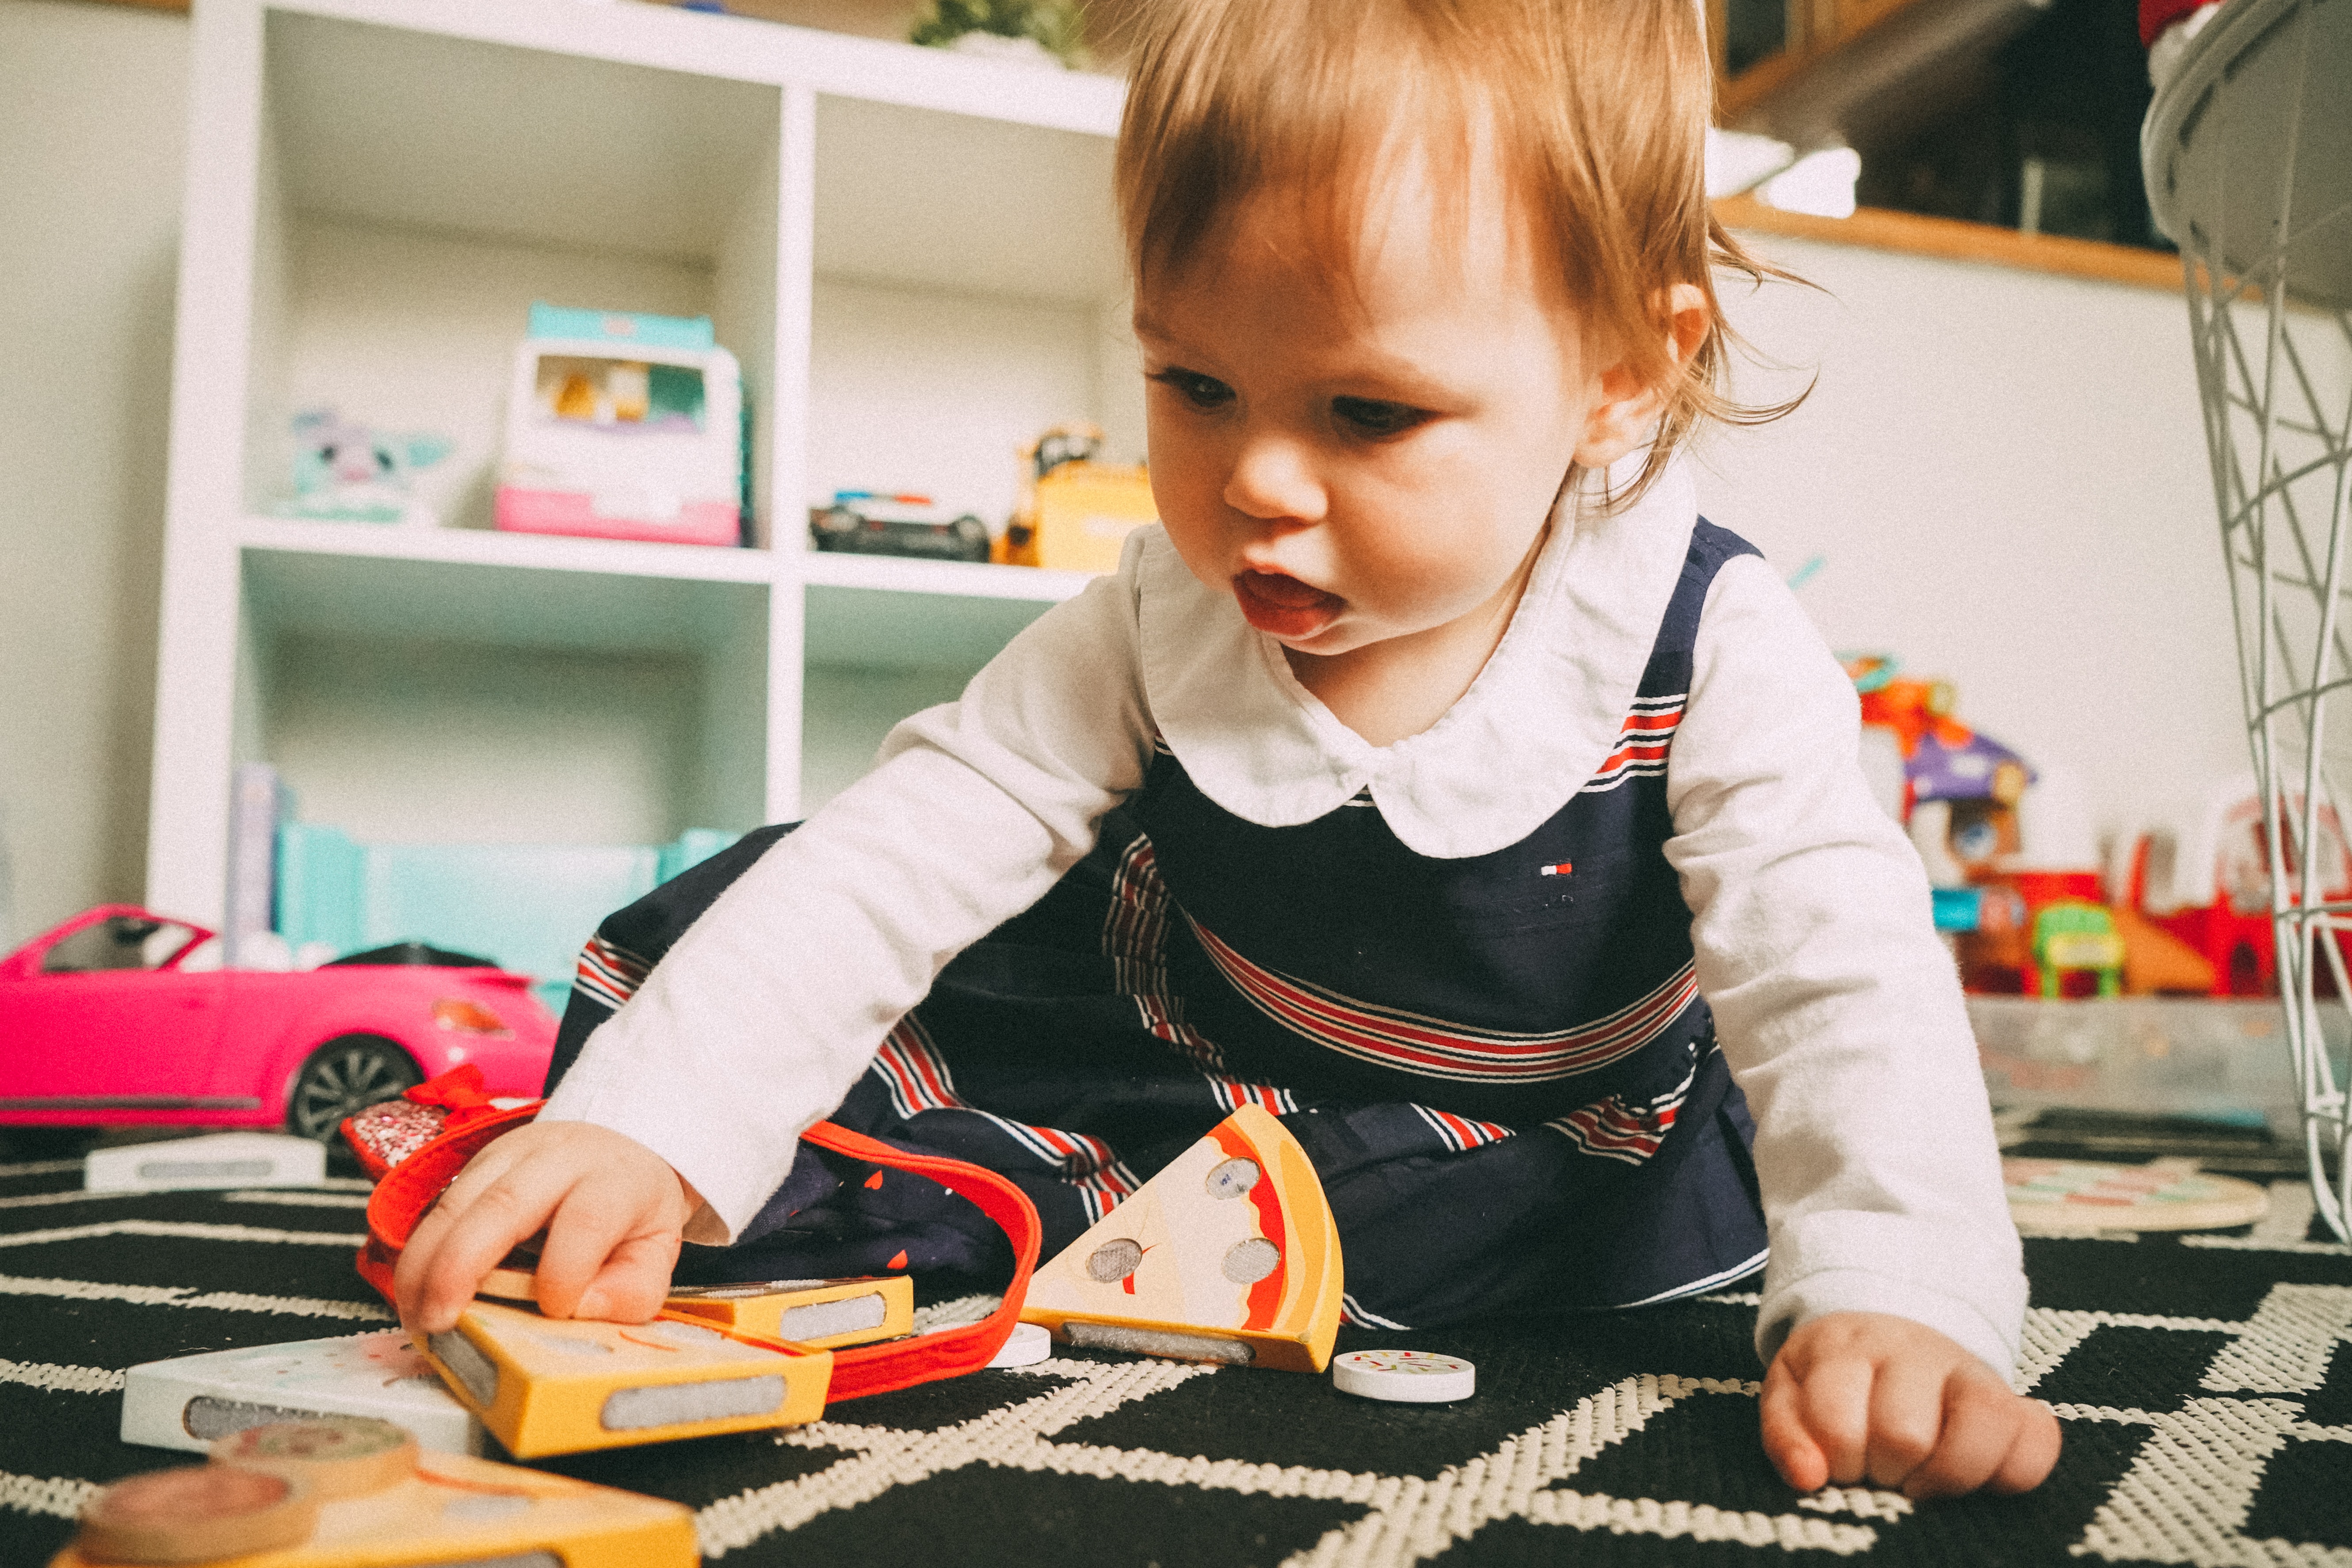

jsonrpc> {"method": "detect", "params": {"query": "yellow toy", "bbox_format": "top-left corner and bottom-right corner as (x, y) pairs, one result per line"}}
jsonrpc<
(54, 1416), (695, 1568)
(664, 1275), (914, 1349)
(1020, 1103), (1343, 1372)
(1000, 422), (1157, 574)
(415, 1301), (832, 1459)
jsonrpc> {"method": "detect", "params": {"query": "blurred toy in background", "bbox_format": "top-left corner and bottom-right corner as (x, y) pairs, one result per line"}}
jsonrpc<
(910, 0), (1088, 68)
(1848, 653), (2218, 997)
(2029, 902), (2126, 998)
(1000, 422), (1157, 573)
(810, 491), (990, 563)
(1848, 654), (2034, 959)
(2109, 777), (2352, 997)
(495, 304), (744, 547)
(271, 408), (452, 526)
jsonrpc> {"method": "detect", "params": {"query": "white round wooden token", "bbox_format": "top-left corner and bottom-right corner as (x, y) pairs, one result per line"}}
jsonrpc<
(1332, 1349), (1476, 1403)
(987, 1322), (1053, 1368)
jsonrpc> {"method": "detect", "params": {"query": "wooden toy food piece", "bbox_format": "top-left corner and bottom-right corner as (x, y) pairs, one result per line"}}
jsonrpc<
(415, 1301), (833, 1458)
(121, 1329), (484, 1457)
(54, 1429), (697, 1568)
(1020, 1103), (1343, 1372)
(71, 1464), (316, 1564)
(84, 1133), (325, 1194)
(210, 1417), (417, 1501)
(2004, 1156), (2270, 1233)
(664, 1275), (915, 1349)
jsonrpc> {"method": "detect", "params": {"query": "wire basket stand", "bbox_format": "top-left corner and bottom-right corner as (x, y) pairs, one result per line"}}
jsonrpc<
(2145, 0), (2352, 1239)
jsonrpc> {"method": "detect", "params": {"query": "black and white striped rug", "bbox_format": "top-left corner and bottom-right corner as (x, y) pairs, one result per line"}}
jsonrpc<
(1, 1150), (2347, 1566)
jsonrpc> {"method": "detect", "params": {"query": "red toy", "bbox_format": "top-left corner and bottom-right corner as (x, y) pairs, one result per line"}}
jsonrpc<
(2111, 781), (2352, 996)
(0, 906), (555, 1145)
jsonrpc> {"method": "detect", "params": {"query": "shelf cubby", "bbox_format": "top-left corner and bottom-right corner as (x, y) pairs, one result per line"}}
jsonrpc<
(149, 0), (1136, 929)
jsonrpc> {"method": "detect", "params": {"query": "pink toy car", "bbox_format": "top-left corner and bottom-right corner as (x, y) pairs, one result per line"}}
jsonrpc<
(0, 906), (557, 1145)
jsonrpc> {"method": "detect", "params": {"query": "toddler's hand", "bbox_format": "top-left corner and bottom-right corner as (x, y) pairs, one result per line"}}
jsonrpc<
(1760, 1312), (2061, 1499)
(392, 1121), (701, 1336)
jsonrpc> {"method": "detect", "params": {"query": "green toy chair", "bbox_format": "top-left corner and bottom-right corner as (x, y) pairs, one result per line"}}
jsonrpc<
(2031, 901), (2127, 999)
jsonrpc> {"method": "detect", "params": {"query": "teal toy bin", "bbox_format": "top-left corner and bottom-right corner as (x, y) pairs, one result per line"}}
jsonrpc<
(275, 825), (738, 1014)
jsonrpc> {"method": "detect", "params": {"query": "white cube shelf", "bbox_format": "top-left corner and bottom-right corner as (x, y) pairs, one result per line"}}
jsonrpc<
(149, 0), (1137, 926)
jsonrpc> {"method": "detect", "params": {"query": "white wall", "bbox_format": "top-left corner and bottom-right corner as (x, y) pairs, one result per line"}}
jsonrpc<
(0, 0), (188, 945)
(1692, 231), (2279, 848)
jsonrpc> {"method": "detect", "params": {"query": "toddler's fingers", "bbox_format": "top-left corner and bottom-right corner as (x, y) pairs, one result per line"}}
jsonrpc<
(568, 1231), (685, 1324)
(1894, 1371), (2014, 1498)
(530, 1169), (679, 1322)
(401, 1152), (571, 1335)
(1862, 1355), (1948, 1490)
(1985, 1398), (2063, 1496)
(1759, 1364), (1829, 1494)
(1792, 1353), (1876, 1487)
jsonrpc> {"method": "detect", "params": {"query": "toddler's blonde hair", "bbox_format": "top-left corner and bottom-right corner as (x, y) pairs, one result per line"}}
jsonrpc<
(1114, 0), (1792, 507)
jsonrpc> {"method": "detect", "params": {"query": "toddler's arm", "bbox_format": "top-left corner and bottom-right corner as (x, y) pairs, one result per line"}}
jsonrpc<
(1664, 553), (2044, 1493)
(529, 542), (1159, 1251)
(393, 1120), (699, 1334)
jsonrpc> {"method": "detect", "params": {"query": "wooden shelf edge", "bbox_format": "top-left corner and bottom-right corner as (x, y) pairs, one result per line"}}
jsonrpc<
(1712, 194), (2185, 294)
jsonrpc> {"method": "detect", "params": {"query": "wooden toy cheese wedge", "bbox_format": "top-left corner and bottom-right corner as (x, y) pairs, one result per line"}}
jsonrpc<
(664, 1275), (915, 1349)
(1019, 1104), (1343, 1372)
(415, 1302), (832, 1459)
(54, 1422), (695, 1568)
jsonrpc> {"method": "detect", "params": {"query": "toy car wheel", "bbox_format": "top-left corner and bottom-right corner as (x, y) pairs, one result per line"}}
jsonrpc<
(287, 1037), (420, 1144)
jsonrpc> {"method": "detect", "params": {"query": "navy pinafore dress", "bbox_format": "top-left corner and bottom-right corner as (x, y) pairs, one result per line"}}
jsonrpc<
(546, 521), (1771, 1329)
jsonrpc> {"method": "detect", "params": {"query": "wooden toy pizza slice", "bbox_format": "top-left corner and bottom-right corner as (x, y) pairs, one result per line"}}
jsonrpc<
(1019, 1103), (1343, 1372)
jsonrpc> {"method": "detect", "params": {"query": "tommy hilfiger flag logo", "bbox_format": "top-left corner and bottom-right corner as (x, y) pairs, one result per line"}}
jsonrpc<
(1538, 861), (1573, 877)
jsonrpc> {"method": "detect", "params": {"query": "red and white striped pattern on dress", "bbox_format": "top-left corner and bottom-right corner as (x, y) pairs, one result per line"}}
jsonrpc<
(869, 1016), (1142, 1222)
(1579, 693), (1685, 794)
(1209, 1078), (1298, 1117)
(1411, 1103), (1514, 1154)
(1103, 835), (1228, 1074)
(1187, 914), (1701, 1086)
(1546, 1062), (1697, 1166)
(572, 934), (651, 1011)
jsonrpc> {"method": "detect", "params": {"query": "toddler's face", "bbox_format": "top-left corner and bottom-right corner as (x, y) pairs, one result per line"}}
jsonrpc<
(1134, 162), (1619, 660)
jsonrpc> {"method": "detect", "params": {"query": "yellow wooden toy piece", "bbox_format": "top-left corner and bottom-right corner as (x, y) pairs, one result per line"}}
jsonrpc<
(1020, 1103), (1343, 1372)
(55, 1418), (695, 1568)
(664, 1274), (915, 1349)
(413, 1301), (832, 1459)
(1000, 422), (1158, 574)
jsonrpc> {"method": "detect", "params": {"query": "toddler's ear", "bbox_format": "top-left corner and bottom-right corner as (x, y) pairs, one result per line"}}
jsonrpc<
(1573, 283), (1711, 468)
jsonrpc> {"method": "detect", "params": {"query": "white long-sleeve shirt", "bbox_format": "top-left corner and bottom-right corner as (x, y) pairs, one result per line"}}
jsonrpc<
(542, 461), (2027, 1380)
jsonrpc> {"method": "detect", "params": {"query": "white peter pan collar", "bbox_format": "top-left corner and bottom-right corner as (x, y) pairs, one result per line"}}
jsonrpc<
(1137, 454), (1699, 859)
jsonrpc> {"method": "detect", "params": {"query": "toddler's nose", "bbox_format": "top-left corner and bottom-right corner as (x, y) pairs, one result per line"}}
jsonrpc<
(1222, 431), (1325, 527)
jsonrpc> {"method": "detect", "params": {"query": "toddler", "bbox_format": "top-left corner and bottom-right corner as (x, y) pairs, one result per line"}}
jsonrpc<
(399, 0), (2059, 1499)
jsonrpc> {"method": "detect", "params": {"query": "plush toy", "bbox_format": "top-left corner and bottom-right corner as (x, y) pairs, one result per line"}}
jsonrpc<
(274, 407), (453, 526)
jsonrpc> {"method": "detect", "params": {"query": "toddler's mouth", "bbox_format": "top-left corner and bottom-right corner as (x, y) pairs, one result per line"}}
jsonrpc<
(1233, 571), (1343, 638)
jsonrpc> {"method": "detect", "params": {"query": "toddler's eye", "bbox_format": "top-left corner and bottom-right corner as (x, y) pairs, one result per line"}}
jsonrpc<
(1149, 368), (1233, 411)
(1332, 397), (1429, 438)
